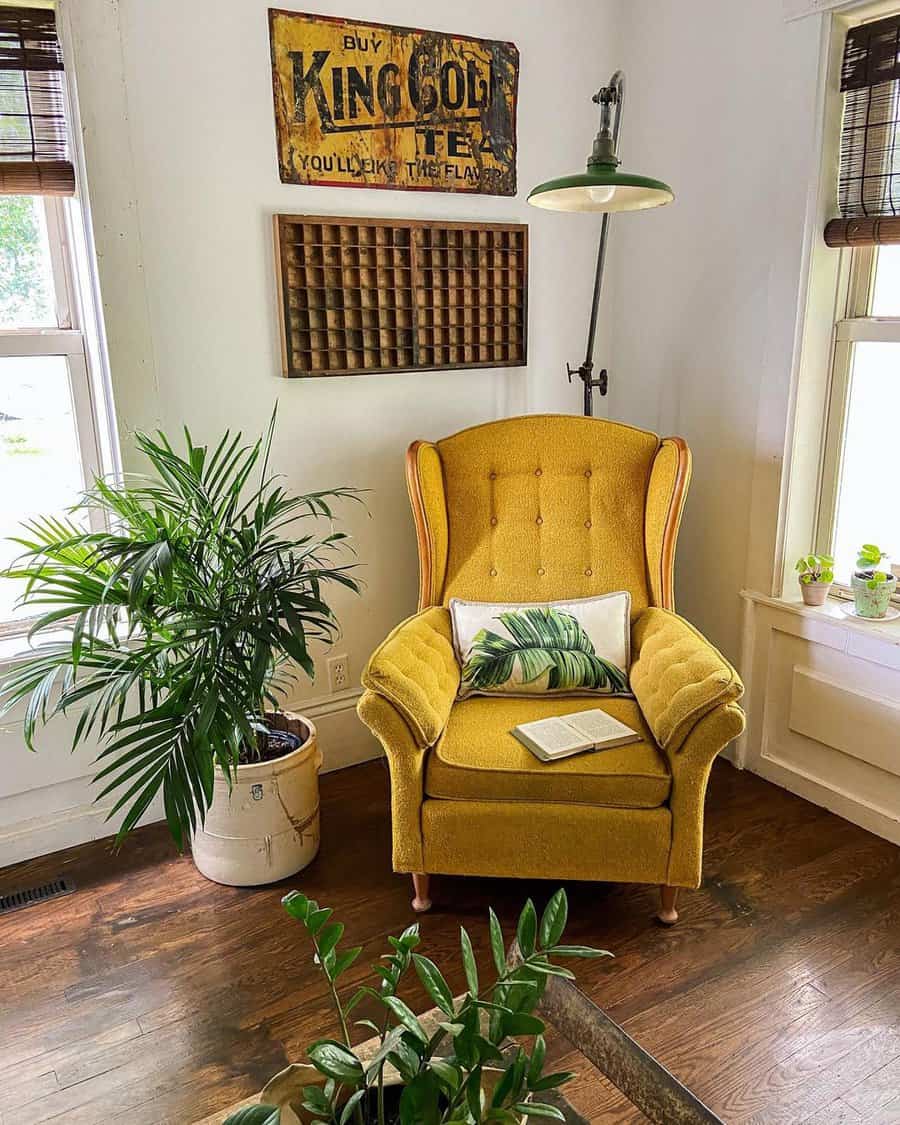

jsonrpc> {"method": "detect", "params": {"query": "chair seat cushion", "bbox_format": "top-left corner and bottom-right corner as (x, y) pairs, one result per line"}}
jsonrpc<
(425, 696), (671, 808)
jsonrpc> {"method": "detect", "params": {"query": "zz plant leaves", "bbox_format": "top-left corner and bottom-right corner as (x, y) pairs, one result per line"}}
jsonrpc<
(272, 888), (609, 1123)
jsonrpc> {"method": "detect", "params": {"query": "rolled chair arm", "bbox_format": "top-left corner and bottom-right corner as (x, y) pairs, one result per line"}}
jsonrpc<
(631, 607), (745, 887)
(358, 607), (460, 872)
(360, 606), (460, 750)
(630, 607), (744, 755)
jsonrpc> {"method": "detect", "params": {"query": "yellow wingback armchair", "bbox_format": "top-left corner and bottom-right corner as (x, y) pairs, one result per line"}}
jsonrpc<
(357, 415), (744, 923)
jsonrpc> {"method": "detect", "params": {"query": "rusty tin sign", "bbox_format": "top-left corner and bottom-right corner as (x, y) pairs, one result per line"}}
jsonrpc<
(268, 10), (518, 196)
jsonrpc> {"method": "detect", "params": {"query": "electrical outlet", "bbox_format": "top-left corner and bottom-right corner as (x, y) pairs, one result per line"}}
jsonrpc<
(327, 653), (350, 693)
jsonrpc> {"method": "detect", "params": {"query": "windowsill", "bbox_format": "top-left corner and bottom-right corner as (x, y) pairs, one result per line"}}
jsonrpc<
(741, 588), (900, 647)
(0, 627), (71, 668)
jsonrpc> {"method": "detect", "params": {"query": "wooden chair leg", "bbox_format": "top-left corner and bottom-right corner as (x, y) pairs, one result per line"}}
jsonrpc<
(411, 873), (432, 913)
(657, 885), (679, 926)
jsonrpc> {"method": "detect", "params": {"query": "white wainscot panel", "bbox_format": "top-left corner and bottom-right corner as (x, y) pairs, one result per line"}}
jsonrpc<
(739, 595), (900, 845)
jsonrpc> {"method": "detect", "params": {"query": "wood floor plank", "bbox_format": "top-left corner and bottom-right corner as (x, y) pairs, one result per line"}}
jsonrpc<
(0, 759), (897, 1125)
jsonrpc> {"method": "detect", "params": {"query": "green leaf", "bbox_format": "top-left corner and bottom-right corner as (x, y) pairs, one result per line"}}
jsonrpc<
(514, 1103), (566, 1119)
(460, 925), (479, 996)
(527, 1035), (546, 1085)
(316, 922), (344, 960)
(430, 1058), (462, 1092)
(223, 1108), (281, 1125)
(538, 890), (567, 948)
(305, 906), (333, 934)
(307, 1040), (364, 1084)
(382, 995), (428, 1042)
(330, 945), (362, 979)
(412, 953), (454, 1016)
(549, 945), (612, 958)
(516, 899), (537, 958)
(338, 1089), (367, 1125)
(489, 908), (506, 975)
(502, 1012), (545, 1037)
(529, 1072), (575, 1092)
(466, 1066), (484, 1119)
(460, 606), (629, 694)
(282, 892), (309, 922)
(399, 1071), (441, 1125)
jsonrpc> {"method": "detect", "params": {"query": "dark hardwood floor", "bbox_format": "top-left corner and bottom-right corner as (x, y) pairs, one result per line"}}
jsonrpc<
(1, 758), (899, 1124)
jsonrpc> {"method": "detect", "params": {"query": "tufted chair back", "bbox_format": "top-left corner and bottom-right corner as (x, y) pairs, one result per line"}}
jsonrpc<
(406, 415), (690, 617)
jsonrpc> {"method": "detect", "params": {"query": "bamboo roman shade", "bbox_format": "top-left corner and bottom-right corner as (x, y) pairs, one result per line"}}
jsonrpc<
(0, 5), (74, 196)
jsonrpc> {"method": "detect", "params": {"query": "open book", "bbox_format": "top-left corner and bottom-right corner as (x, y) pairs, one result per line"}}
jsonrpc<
(512, 708), (641, 762)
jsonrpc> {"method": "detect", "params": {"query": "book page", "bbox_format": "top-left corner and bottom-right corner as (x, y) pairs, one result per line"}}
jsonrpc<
(565, 709), (637, 745)
(515, 717), (592, 754)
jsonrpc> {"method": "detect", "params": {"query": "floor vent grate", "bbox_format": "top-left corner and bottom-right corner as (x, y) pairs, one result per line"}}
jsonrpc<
(0, 876), (76, 916)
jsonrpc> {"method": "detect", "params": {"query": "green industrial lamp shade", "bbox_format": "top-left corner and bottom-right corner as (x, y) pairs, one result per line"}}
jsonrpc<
(528, 163), (674, 213)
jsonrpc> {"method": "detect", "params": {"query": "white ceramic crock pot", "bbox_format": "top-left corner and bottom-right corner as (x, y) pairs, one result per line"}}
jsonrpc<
(192, 711), (322, 887)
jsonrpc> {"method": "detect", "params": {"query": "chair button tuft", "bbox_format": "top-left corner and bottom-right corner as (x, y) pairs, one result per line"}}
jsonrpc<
(535, 468), (542, 476)
(490, 568), (497, 577)
(536, 516), (543, 526)
(584, 519), (592, 529)
(585, 568), (593, 576)
(489, 471), (497, 480)
(537, 567), (546, 576)
(490, 516), (498, 526)
(584, 469), (592, 478)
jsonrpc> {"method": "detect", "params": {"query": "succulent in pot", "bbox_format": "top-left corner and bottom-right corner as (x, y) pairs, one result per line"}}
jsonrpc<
(0, 410), (362, 884)
(851, 543), (897, 619)
(794, 553), (834, 607)
(227, 888), (608, 1125)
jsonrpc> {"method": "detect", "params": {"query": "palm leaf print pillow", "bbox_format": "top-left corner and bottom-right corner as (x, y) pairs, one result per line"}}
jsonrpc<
(450, 592), (632, 699)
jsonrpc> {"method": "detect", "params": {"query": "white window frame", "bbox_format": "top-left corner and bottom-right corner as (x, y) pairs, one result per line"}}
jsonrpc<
(0, 194), (111, 637)
(814, 242), (900, 596)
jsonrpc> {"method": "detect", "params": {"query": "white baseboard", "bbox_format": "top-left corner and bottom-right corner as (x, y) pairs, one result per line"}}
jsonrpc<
(0, 690), (379, 869)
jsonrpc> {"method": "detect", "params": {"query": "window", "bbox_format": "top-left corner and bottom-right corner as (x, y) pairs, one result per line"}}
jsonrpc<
(815, 12), (900, 591)
(0, 194), (108, 633)
(818, 245), (900, 584)
(0, 9), (113, 634)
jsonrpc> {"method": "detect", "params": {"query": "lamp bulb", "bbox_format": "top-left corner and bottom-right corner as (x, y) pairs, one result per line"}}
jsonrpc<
(587, 184), (616, 204)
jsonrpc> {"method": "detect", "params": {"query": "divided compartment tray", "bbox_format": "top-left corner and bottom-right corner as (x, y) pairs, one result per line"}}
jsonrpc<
(274, 215), (528, 377)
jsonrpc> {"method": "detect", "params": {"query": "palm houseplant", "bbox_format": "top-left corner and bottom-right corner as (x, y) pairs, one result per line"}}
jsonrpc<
(851, 543), (896, 619)
(228, 888), (608, 1125)
(0, 412), (362, 885)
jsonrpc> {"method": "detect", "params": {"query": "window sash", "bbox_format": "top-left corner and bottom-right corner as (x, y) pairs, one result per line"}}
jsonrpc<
(0, 196), (106, 634)
(816, 242), (900, 600)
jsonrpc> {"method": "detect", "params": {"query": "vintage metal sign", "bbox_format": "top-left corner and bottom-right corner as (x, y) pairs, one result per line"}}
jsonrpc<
(268, 10), (518, 195)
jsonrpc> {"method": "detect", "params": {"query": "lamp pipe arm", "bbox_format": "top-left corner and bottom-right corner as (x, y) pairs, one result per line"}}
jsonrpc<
(576, 71), (624, 415)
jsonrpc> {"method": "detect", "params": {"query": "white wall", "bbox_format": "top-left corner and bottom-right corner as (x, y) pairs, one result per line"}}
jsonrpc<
(1, 0), (624, 861)
(609, 0), (824, 662)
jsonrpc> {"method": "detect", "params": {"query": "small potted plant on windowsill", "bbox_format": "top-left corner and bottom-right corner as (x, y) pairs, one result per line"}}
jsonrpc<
(795, 553), (834, 606)
(851, 543), (897, 619)
(0, 410), (362, 886)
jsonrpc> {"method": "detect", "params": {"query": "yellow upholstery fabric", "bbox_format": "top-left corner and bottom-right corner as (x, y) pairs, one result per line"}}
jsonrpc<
(357, 689), (428, 872)
(361, 607), (459, 749)
(630, 608), (744, 754)
(422, 799), (671, 884)
(433, 415), (660, 612)
(356, 416), (747, 895)
(426, 696), (670, 808)
(666, 702), (745, 887)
